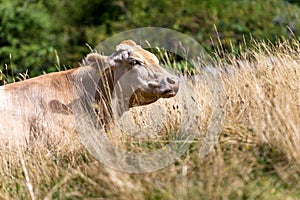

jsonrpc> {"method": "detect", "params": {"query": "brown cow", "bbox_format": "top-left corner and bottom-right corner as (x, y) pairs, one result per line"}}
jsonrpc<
(0, 40), (179, 144)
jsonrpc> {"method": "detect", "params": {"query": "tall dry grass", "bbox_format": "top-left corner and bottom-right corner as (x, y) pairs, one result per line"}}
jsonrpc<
(0, 40), (299, 199)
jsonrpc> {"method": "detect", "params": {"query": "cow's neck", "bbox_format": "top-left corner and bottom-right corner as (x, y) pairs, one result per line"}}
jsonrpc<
(94, 68), (115, 126)
(73, 65), (131, 130)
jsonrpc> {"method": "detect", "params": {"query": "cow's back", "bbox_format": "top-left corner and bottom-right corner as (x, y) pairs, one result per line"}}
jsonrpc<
(0, 69), (79, 144)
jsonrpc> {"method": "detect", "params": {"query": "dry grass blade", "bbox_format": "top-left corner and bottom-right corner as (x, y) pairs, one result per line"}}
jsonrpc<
(0, 39), (299, 199)
(18, 148), (35, 200)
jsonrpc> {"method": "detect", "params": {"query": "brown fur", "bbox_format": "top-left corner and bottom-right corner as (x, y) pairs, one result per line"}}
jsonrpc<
(0, 40), (179, 144)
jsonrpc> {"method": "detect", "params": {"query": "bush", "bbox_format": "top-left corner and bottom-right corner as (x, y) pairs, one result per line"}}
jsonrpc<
(1, 0), (300, 80)
(0, 1), (57, 78)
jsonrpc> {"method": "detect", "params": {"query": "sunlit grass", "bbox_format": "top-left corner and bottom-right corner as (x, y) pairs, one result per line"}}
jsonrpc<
(0, 39), (299, 199)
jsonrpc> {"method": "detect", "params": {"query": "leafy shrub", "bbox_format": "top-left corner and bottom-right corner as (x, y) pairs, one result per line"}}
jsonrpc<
(1, 0), (300, 80)
(0, 1), (57, 78)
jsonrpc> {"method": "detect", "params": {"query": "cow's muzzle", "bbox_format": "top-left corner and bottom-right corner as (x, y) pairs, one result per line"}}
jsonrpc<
(148, 75), (179, 98)
(128, 75), (180, 107)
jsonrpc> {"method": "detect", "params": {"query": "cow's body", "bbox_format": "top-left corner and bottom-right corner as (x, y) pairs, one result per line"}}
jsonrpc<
(0, 69), (77, 142)
(0, 40), (179, 145)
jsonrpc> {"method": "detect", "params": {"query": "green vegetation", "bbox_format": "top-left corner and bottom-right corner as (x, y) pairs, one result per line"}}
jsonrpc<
(1, 0), (300, 80)
(0, 1), (57, 78)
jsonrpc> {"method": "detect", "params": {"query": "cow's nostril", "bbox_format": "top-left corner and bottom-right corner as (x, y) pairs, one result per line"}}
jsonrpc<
(166, 76), (177, 85)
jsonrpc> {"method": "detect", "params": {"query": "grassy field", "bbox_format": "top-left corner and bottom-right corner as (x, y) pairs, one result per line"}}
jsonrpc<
(0, 40), (299, 200)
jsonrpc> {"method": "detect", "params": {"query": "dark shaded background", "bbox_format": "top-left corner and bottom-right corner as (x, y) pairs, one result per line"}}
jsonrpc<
(1, 0), (299, 81)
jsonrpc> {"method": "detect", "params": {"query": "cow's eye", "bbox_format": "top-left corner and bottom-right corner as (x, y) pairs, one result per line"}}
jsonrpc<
(129, 59), (143, 66)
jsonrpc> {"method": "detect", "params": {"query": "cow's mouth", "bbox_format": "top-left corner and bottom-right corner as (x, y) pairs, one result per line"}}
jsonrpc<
(161, 89), (177, 98)
(129, 86), (178, 107)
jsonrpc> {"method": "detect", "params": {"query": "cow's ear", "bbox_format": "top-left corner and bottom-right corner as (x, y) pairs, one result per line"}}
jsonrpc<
(85, 53), (108, 70)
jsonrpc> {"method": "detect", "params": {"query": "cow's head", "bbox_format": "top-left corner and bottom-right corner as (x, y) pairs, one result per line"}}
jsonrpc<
(85, 40), (179, 111)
